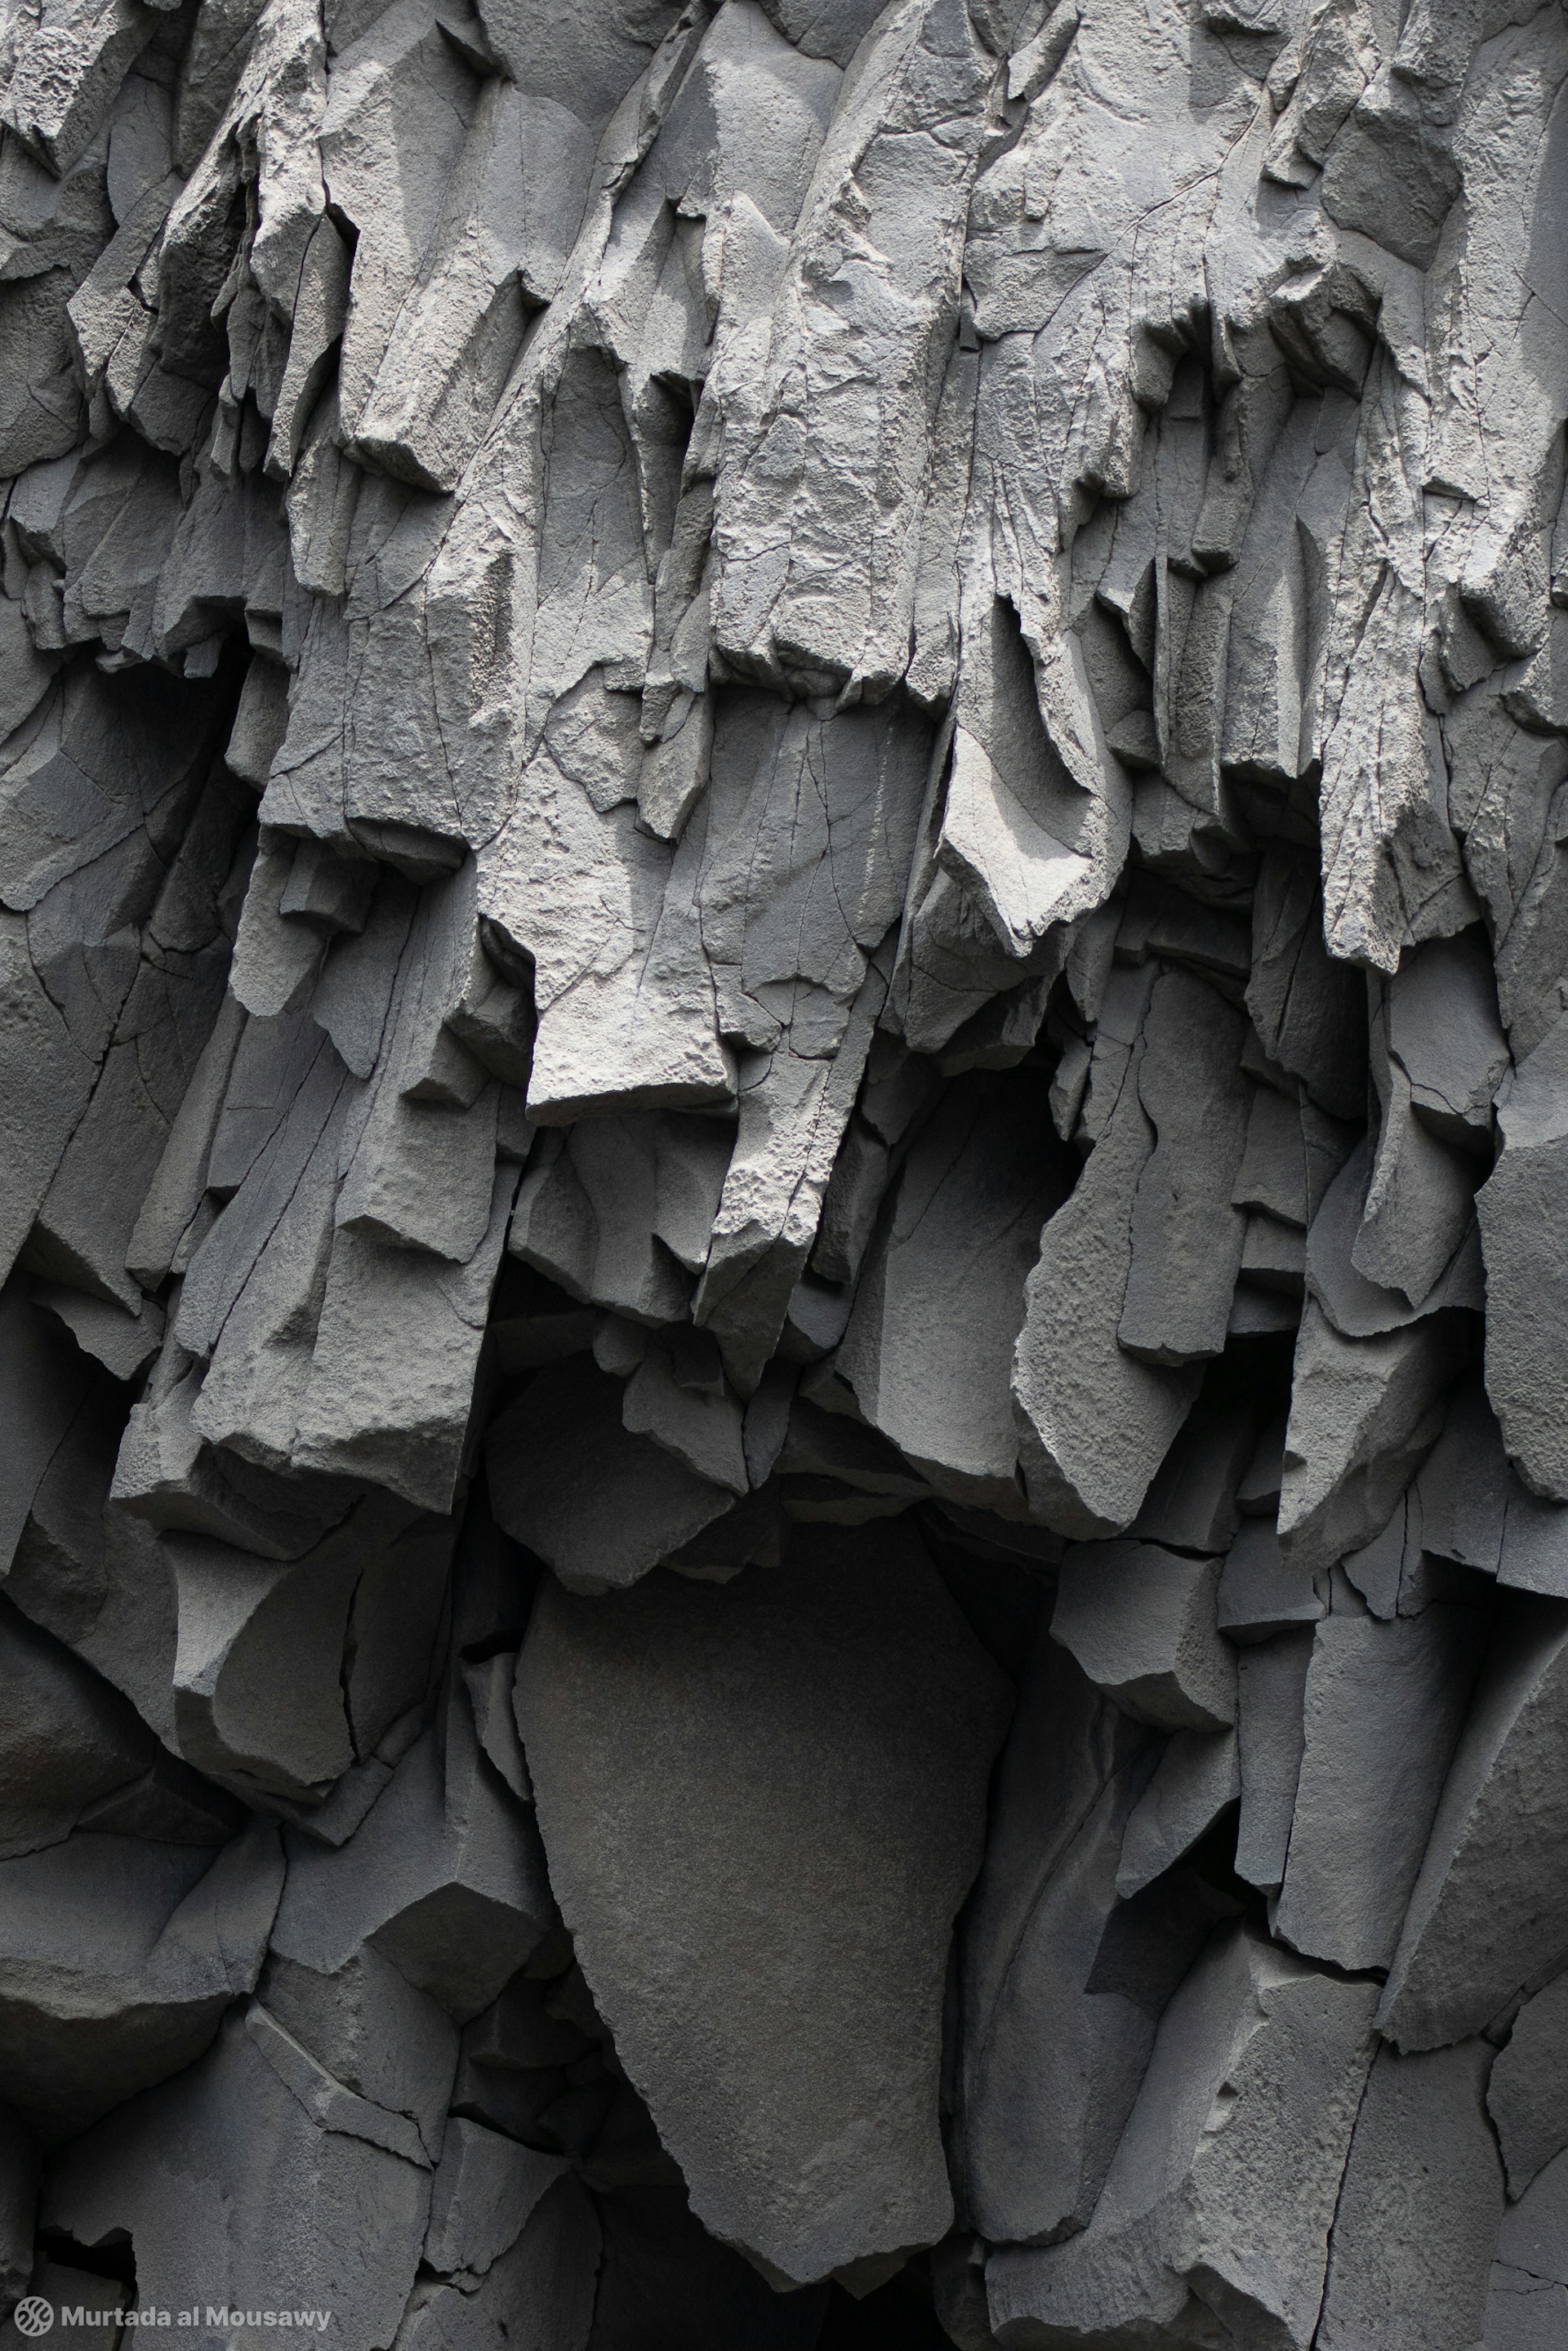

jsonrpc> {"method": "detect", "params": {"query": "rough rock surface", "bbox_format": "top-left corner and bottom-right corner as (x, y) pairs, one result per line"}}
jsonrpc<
(0, 0), (1561, 2335)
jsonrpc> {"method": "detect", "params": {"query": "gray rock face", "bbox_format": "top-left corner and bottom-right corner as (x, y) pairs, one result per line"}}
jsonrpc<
(987, 1925), (1379, 2350)
(1489, 1970), (1568, 2202)
(1380, 1593), (1568, 2054)
(1316, 2037), (1504, 2351)
(514, 1525), (1010, 2287)
(0, 0), (1563, 2333)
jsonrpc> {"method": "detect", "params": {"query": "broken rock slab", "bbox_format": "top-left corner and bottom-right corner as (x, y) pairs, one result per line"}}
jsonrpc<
(0, 1820), (283, 2141)
(1051, 1541), (1236, 1734)
(1489, 1969), (1568, 2202)
(1316, 2037), (1505, 2351)
(1273, 1584), (1489, 1974)
(957, 1628), (1185, 2252)
(46, 2003), (433, 2351)
(1380, 1592), (1568, 2051)
(987, 1924), (1379, 2351)
(514, 1521), (1011, 2289)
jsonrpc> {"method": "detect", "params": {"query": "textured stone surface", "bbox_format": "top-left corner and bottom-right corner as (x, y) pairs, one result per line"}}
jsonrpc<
(0, 0), (1561, 2333)
(514, 1525), (1009, 2288)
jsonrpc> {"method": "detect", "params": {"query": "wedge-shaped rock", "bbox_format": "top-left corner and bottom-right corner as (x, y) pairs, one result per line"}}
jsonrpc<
(270, 1708), (555, 2024)
(1274, 1589), (1489, 1973)
(394, 2175), (600, 2351)
(46, 2003), (431, 2351)
(1383, 925), (1509, 1151)
(514, 1523), (1011, 2289)
(167, 1494), (451, 1809)
(958, 1631), (1179, 2248)
(168, 1529), (359, 1805)
(1278, 1300), (1467, 1576)
(509, 1112), (731, 1326)
(0, 1596), (168, 1860)
(839, 1069), (1071, 1515)
(261, 1942), (459, 2166)
(1246, 849), (1367, 1124)
(0, 1278), (97, 1571)
(1411, 1372), (1568, 1596)
(0, 1819), (282, 2139)
(292, 1165), (518, 1514)
(1131, 1391), (1258, 1555)
(423, 2118), (568, 2279)
(1052, 1542), (1236, 1734)
(1380, 1592), (1568, 2050)
(1234, 1627), (1313, 1895)
(487, 1358), (735, 1595)
(1479, 1016), (1568, 1501)
(1013, 1023), (1202, 1538)
(986, 1926), (1379, 2351)
(1117, 1730), (1239, 1901)
(1316, 2038), (1504, 2351)
(1218, 1512), (1325, 1642)
(1119, 971), (1250, 1365)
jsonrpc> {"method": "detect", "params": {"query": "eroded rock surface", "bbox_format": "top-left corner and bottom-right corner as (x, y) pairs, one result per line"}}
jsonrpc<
(0, 0), (1561, 2335)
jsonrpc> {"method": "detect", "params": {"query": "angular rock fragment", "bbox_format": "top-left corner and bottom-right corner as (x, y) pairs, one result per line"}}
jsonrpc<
(1380, 1592), (1568, 2050)
(1116, 1730), (1239, 1901)
(1013, 1009), (1203, 1538)
(1273, 1582), (1489, 1973)
(270, 1708), (555, 2024)
(487, 1358), (734, 1596)
(1479, 1017), (1568, 1501)
(1234, 1627), (1313, 1895)
(47, 2004), (433, 2351)
(958, 1628), (1184, 2250)
(1118, 970), (1250, 1366)
(1316, 2038), (1504, 2351)
(1278, 1300), (1467, 1577)
(987, 1926), (1379, 2350)
(515, 1524), (1010, 2287)
(1052, 1541), (1235, 1733)
(1488, 1970), (1568, 2202)
(839, 1068), (1071, 1515)
(0, 1819), (283, 2139)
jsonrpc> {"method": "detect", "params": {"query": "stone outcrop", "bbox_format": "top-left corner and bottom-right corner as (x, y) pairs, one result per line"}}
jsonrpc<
(0, 0), (1563, 2339)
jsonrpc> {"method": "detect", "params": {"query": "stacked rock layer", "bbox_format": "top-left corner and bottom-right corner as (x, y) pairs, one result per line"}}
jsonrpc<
(0, 0), (1564, 2343)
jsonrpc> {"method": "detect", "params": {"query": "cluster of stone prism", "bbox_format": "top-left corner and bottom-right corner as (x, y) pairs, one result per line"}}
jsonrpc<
(0, 0), (1565, 2343)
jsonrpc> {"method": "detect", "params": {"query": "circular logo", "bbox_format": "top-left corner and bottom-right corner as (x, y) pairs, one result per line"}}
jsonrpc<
(13, 2300), (54, 2337)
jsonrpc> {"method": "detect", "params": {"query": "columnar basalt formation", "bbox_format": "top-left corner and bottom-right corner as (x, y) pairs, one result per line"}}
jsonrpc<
(0, 0), (1564, 2344)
